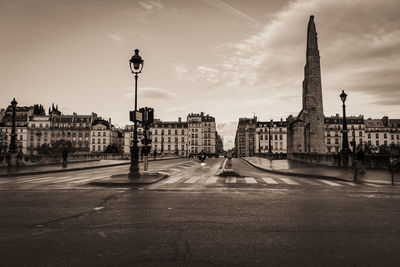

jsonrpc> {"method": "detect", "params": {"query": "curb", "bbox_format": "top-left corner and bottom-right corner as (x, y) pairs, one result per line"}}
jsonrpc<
(0, 157), (182, 178)
(240, 158), (352, 182)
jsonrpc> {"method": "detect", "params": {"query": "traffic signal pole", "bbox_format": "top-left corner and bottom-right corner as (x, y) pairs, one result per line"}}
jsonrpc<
(144, 125), (149, 171)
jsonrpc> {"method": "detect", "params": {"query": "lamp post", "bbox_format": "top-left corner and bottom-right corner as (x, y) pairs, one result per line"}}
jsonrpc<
(268, 119), (272, 154)
(9, 98), (18, 154)
(161, 131), (164, 157)
(258, 130), (261, 155)
(129, 49), (144, 178)
(340, 90), (350, 152)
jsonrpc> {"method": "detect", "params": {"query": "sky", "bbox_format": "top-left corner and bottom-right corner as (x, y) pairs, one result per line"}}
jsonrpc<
(1, 0), (399, 149)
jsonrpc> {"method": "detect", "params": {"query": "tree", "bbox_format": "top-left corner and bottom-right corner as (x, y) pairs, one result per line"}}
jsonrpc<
(104, 144), (121, 154)
(52, 139), (73, 154)
(38, 144), (52, 154)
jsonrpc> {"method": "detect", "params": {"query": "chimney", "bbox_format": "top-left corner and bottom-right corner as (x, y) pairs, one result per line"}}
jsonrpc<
(178, 117), (181, 122)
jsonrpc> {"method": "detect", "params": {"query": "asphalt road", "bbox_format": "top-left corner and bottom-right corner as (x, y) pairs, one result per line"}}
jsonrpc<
(1, 157), (400, 266)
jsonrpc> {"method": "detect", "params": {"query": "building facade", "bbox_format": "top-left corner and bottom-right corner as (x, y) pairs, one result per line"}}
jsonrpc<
(365, 117), (400, 148)
(50, 112), (97, 153)
(90, 119), (118, 153)
(324, 115), (365, 154)
(235, 117), (257, 157)
(123, 113), (218, 157)
(255, 119), (288, 154)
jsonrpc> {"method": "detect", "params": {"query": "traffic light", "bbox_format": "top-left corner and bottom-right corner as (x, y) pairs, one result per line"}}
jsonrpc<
(147, 108), (154, 124)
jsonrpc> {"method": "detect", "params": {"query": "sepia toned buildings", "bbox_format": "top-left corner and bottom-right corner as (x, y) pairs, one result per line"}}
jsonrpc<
(123, 112), (220, 157)
(234, 117), (287, 157)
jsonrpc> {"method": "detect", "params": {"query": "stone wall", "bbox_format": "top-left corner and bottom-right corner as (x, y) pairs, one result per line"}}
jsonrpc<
(0, 153), (129, 167)
(288, 152), (390, 170)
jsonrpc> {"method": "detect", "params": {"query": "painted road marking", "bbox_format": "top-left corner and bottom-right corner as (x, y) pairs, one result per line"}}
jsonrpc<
(205, 176), (218, 184)
(244, 177), (257, 184)
(364, 183), (384, 187)
(163, 176), (185, 184)
(225, 177), (236, 184)
(279, 178), (299, 185)
(320, 180), (342, 187)
(184, 176), (202, 183)
(300, 179), (320, 185)
(262, 178), (278, 184)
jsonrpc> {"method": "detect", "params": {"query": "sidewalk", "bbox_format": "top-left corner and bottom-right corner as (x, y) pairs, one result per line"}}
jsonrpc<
(0, 156), (181, 177)
(243, 157), (397, 185)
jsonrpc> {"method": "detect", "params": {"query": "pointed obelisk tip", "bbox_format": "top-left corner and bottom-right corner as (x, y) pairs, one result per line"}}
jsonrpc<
(310, 15), (314, 21)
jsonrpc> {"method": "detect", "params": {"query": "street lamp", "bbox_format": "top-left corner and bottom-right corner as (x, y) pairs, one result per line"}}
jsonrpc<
(268, 119), (272, 154)
(9, 98), (18, 154)
(129, 49), (144, 178)
(340, 90), (350, 152)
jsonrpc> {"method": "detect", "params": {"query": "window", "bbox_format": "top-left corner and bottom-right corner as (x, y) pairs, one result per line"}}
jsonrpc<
(376, 133), (379, 139)
(92, 138), (95, 143)
(359, 131), (362, 137)
(327, 139), (331, 144)
(175, 130), (178, 135)
(181, 137), (184, 142)
(168, 130), (171, 134)
(92, 145), (95, 151)
(384, 140), (387, 145)
(155, 129), (158, 135)
(376, 140), (379, 146)
(182, 130), (185, 135)
(368, 141), (371, 145)
(368, 133), (371, 139)
(384, 133), (387, 139)
(335, 139), (339, 144)
(168, 144), (171, 151)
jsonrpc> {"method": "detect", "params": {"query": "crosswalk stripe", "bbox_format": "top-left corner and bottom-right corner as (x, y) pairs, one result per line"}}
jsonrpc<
(225, 177), (236, 184)
(14, 175), (55, 184)
(49, 175), (101, 184)
(364, 183), (384, 187)
(300, 179), (320, 185)
(184, 176), (202, 183)
(279, 178), (299, 185)
(320, 180), (342, 187)
(244, 177), (257, 184)
(262, 178), (278, 184)
(205, 176), (218, 184)
(70, 176), (110, 184)
(163, 176), (185, 184)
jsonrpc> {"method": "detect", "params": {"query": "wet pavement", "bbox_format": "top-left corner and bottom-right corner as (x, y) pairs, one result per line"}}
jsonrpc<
(244, 157), (397, 185)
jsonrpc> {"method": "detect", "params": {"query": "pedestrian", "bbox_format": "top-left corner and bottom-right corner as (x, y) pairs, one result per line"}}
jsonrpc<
(62, 149), (68, 167)
(153, 150), (157, 160)
(356, 147), (366, 174)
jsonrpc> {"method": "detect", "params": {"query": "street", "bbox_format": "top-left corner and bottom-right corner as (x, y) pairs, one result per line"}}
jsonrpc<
(1, 158), (400, 266)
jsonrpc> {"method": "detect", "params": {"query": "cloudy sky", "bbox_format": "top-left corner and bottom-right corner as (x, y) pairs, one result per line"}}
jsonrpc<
(1, 0), (399, 148)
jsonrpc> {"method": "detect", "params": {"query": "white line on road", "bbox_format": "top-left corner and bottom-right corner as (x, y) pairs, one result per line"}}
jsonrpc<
(262, 178), (278, 184)
(300, 179), (320, 185)
(279, 178), (299, 185)
(364, 183), (385, 187)
(205, 176), (218, 184)
(244, 177), (257, 184)
(163, 176), (185, 184)
(70, 176), (111, 184)
(225, 177), (236, 184)
(184, 176), (203, 183)
(320, 180), (342, 187)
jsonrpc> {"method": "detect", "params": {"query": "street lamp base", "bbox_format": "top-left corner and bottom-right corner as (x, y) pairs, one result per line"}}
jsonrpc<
(8, 153), (18, 167)
(128, 171), (141, 179)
